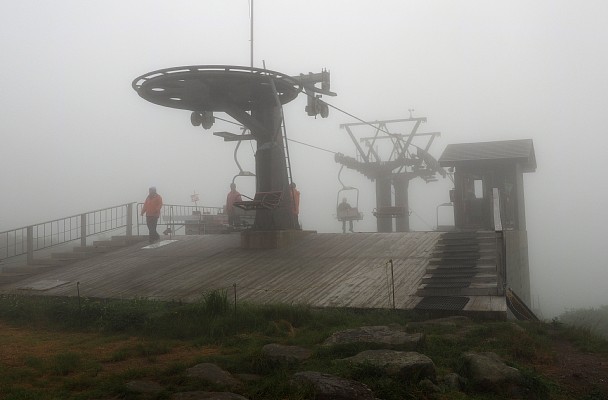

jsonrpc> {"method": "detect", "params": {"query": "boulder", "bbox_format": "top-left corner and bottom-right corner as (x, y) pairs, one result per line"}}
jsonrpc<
(125, 380), (163, 394)
(340, 350), (436, 381)
(418, 378), (441, 393)
(322, 326), (424, 349)
(292, 371), (377, 400)
(406, 316), (472, 329)
(441, 372), (465, 391)
(186, 363), (240, 387)
(459, 351), (523, 391)
(171, 392), (249, 400)
(262, 343), (312, 364)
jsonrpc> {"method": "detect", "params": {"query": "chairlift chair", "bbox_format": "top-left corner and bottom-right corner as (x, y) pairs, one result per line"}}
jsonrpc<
(335, 166), (363, 222)
(336, 186), (364, 222)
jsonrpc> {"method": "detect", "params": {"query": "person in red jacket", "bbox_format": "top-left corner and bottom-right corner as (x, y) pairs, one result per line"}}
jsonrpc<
(141, 186), (163, 243)
(225, 183), (243, 226)
(289, 182), (300, 229)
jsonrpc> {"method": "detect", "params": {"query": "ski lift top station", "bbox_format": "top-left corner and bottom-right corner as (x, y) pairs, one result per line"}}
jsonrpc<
(132, 65), (334, 247)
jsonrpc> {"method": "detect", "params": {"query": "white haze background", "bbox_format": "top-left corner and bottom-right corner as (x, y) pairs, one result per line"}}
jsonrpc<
(1, 0), (607, 317)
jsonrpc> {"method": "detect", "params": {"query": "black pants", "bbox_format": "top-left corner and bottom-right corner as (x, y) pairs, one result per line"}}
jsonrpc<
(146, 216), (160, 243)
(342, 220), (354, 233)
(228, 214), (240, 227)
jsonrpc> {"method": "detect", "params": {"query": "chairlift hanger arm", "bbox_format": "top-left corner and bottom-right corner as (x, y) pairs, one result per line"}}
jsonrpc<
(223, 105), (266, 134)
(359, 132), (441, 141)
(365, 124), (384, 162)
(343, 125), (369, 163)
(402, 118), (423, 152)
(291, 71), (337, 97)
(339, 117), (427, 129)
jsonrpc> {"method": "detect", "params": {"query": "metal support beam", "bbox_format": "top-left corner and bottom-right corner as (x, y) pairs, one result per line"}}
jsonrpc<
(394, 174), (410, 232)
(376, 176), (393, 232)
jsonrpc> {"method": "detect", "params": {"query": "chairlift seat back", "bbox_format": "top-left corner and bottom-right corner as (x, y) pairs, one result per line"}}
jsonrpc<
(337, 207), (363, 220)
(233, 191), (283, 211)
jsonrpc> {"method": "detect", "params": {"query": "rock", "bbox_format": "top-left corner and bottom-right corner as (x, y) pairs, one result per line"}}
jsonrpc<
(292, 371), (376, 400)
(419, 378), (441, 393)
(459, 351), (523, 391)
(262, 343), (312, 364)
(441, 372), (465, 391)
(340, 350), (436, 381)
(171, 392), (249, 400)
(125, 380), (163, 393)
(186, 363), (240, 387)
(510, 322), (526, 333)
(406, 316), (472, 329)
(234, 373), (262, 382)
(322, 326), (424, 349)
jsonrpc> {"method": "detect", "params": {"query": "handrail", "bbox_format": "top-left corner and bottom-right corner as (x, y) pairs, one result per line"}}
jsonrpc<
(0, 203), (134, 263)
(492, 188), (503, 232)
(135, 203), (224, 236)
(492, 187), (506, 295)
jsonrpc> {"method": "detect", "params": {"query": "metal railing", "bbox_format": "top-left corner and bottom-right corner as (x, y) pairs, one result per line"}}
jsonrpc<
(0, 203), (133, 264)
(492, 188), (506, 295)
(136, 203), (224, 236)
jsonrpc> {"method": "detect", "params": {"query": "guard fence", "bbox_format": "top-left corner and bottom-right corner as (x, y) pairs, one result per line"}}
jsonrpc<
(1, 202), (223, 265)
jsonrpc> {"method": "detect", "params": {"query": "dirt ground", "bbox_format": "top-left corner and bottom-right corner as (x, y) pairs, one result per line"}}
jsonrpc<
(535, 329), (608, 399)
(1, 322), (608, 399)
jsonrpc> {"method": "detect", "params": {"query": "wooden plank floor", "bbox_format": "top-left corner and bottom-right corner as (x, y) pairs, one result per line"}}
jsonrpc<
(0, 232), (506, 314)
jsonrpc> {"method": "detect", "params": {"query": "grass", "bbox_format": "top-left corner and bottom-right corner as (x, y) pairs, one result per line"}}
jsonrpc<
(558, 305), (608, 340)
(0, 293), (607, 399)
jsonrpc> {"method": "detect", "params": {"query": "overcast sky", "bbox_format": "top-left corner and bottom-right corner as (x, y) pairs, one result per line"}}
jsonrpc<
(1, 0), (607, 317)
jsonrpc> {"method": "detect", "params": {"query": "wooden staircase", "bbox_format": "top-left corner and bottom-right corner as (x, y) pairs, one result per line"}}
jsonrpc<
(416, 231), (502, 298)
(0, 236), (147, 284)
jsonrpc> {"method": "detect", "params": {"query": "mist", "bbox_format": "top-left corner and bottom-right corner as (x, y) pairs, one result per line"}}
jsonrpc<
(1, 0), (607, 318)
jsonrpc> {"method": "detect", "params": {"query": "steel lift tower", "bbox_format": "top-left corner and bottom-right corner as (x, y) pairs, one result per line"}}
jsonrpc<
(133, 65), (334, 233)
(336, 116), (446, 233)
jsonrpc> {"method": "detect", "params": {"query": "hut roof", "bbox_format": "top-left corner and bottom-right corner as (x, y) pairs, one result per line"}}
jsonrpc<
(439, 139), (536, 172)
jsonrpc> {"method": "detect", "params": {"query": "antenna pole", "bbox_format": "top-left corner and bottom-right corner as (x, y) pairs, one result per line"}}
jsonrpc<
(250, 0), (254, 69)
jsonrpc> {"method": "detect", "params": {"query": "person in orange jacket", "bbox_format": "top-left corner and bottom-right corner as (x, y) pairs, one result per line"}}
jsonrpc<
(289, 182), (300, 229)
(225, 183), (243, 226)
(141, 186), (163, 243)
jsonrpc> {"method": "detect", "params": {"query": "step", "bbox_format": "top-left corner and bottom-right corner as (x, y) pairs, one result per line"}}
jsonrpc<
(111, 236), (148, 244)
(93, 240), (128, 248)
(2, 264), (58, 274)
(429, 257), (496, 266)
(441, 231), (496, 238)
(431, 249), (495, 258)
(51, 252), (94, 260)
(72, 246), (112, 253)
(28, 258), (68, 267)
(439, 232), (498, 239)
(0, 272), (32, 285)
(416, 283), (500, 297)
(425, 265), (496, 274)
(421, 273), (497, 284)
(436, 242), (496, 250)
(438, 237), (497, 246)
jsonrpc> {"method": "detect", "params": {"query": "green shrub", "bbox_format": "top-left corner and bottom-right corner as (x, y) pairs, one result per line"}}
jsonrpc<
(202, 289), (230, 317)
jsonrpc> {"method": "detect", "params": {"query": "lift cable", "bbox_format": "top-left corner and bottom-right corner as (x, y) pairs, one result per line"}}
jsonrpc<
(213, 116), (339, 155)
(287, 138), (338, 155)
(211, 90), (438, 162)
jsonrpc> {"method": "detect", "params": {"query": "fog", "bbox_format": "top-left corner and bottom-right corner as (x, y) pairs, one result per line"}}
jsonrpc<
(1, 1), (607, 318)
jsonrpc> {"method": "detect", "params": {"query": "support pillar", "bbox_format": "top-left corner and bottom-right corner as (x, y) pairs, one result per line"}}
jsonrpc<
(376, 175), (392, 232)
(252, 105), (297, 230)
(394, 174), (410, 232)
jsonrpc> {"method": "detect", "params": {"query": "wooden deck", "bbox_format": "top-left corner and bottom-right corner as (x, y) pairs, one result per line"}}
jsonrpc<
(0, 232), (506, 315)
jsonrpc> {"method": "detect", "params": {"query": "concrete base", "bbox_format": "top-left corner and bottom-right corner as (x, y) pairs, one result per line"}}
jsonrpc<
(241, 230), (316, 249)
